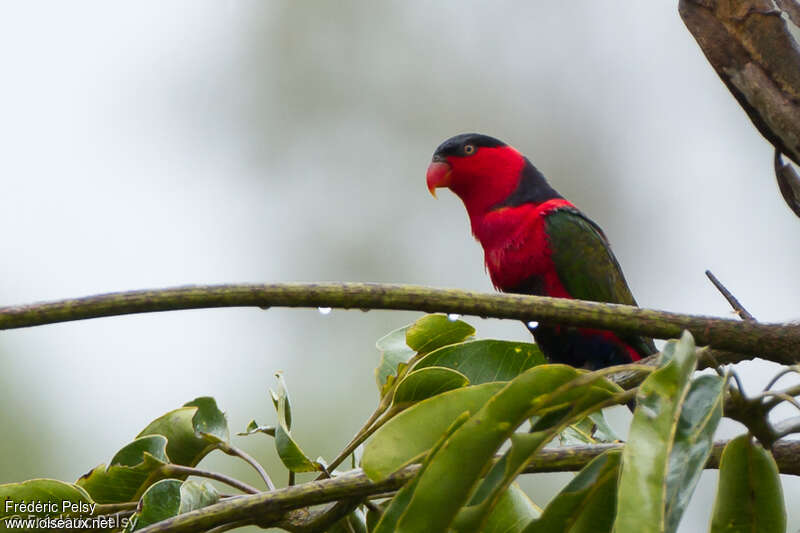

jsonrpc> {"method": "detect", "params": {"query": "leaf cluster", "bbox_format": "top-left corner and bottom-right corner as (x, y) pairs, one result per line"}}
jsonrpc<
(1, 315), (794, 533)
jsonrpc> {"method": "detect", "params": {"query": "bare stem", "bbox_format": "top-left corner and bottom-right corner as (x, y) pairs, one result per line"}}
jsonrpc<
(161, 464), (261, 495)
(764, 367), (800, 392)
(705, 270), (755, 321)
(219, 443), (275, 491)
(764, 383), (800, 411)
(93, 502), (139, 515)
(324, 351), (429, 477)
(323, 402), (390, 478)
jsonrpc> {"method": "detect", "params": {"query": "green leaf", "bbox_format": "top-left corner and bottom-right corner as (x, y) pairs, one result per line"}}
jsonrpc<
(271, 373), (324, 473)
(375, 315), (474, 394)
(445, 431), (547, 533)
(183, 397), (229, 445)
(362, 382), (506, 481)
(405, 314), (475, 354)
(615, 332), (722, 533)
(414, 340), (546, 385)
(587, 411), (621, 442)
(523, 450), (621, 533)
(126, 479), (219, 531)
(709, 435), (786, 533)
(80, 398), (228, 504)
(455, 368), (622, 533)
(375, 326), (415, 394)
(390, 365), (619, 533)
(237, 419), (276, 437)
(557, 410), (620, 446)
(664, 373), (724, 532)
(137, 396), (230, 467)
(127, 479), (182, 531)
(392, 366), (469, 407)
(482, 483), (540, 533)
(111, 435), (170, 466)
(373, 412), (472, 533)
(0, 479), (94, 529)
(77, 435), (169, 503)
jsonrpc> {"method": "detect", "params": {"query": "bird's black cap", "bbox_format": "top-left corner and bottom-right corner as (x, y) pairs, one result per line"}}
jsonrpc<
(433, 133), (506, 160)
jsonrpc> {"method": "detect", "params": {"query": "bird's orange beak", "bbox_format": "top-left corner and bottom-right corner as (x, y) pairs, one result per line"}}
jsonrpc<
(426, 156), (452, 198)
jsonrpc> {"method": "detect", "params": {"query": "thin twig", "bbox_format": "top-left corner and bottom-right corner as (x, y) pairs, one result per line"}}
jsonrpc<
(220, 443), (276, 491)
(705, 270), (756, 321)
(764, 366), (800, 392)
(93, 502), (139, 515)
(753, 391), (800, 414)
(363, 500), (381, 513)
(764, 383), (800, 411)
(161, 464), (261, 495)
(729, 369), (746, 395)
(323, 399), (393, 479)
(323, 349), (431, 477)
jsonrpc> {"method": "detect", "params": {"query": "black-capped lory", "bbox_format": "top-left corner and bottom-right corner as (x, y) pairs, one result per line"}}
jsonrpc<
(426, 133), (656, 369)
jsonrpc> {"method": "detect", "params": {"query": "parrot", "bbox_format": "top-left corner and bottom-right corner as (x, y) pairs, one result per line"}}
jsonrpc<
(425, 133), (656, 369)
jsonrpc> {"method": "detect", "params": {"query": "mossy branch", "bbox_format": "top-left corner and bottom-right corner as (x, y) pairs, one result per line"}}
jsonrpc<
(134, 438), (800, 532)
(0, 282), (797, 363)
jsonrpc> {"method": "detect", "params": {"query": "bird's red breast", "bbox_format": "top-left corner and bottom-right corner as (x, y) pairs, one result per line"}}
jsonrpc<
(478, 198), (575, 295)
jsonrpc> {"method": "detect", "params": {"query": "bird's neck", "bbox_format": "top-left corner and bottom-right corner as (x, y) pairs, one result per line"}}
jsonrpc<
(457, 157), (563, 223)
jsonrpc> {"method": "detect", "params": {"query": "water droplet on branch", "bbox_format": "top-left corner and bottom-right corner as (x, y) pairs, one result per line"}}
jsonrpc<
(448, 313), (461, 321)
(318, 307), (332, 315)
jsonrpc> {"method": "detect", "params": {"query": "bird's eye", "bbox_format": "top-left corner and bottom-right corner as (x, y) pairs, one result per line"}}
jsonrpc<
(463, 144), (476, 155)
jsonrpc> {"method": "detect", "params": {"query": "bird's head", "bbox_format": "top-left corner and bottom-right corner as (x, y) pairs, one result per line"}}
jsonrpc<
(425, 133), (529, 216)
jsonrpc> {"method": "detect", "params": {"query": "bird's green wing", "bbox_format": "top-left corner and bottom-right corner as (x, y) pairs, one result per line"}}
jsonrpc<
(545, 208), (656, 355)
(546, 208), (636, 305)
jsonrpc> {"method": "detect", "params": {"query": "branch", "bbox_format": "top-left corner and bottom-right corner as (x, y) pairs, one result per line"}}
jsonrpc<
(608, 348), (748, 391)
(705, 270), (755, 321)
(679, 0), (800, 166)
(0, 283), (797, 363)
(522, 439), (800, 474)
(774, 149), (800, 219)
(679, 0), (800, 217)
(135, 465), (414, 533)
(134, 438), (800, 533)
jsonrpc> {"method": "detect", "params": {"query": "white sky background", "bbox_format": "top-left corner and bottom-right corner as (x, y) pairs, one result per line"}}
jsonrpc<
(1, 2), (799, 531)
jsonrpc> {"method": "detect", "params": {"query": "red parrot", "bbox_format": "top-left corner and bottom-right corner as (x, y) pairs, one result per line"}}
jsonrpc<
(426, 133), (655, 369)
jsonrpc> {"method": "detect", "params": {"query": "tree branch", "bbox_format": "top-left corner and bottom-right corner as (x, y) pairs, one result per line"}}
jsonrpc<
(522, 438), (800, 474)
(679, 0), (800, 166)
(0, 283), (797, 363)
(134, 438), (800, 533)
(679, 0), (800, 217)
(705, 270), (755, 321)
(135, 465), (413, 533)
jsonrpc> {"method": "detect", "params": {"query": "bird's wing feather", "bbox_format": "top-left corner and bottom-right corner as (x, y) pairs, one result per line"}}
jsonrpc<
(545, 208), (636, 305)
(545, 208), (656, 355)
